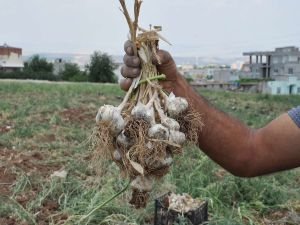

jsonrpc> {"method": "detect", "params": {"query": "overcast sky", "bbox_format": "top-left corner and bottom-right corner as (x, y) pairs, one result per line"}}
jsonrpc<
(1, 0), (300, 58)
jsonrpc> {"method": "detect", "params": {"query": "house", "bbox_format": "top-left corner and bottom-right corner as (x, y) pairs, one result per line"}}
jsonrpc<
(181, 65), (239, 83)
(243, 46), (300, 95)
(0, 43), (24, 72)
(53, 58), (66, 75)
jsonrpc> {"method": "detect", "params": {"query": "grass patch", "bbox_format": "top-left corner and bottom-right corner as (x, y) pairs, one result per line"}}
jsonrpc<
(0, 81), (299, 224)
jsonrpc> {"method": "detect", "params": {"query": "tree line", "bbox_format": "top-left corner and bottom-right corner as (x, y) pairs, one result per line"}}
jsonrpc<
(0, 51), (118, 83)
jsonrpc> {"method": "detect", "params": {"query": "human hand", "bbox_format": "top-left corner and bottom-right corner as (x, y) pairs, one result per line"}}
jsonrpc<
(120, 40), (183, 94)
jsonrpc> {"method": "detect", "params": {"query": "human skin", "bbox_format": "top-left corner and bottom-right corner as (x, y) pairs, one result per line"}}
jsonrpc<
(120, 41), (300, 178)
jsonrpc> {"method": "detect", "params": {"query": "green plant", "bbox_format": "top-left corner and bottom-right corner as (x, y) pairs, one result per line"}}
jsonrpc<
(24, 55), (53, 73)
(86, 51), (118, 83)
(60, 63), (87, 82)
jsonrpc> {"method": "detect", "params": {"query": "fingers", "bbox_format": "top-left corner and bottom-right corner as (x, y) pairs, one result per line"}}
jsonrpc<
(123, 54), (140, 68)
(120, 78), (133, 91)
(122, 40), (141, 79)
(121, 65), (141, 78)
(153, 50), (178, 80)
(124, 40), (134, 56)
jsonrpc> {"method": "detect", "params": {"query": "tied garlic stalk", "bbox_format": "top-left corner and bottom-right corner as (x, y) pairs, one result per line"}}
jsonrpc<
(91, 0), (203, 209)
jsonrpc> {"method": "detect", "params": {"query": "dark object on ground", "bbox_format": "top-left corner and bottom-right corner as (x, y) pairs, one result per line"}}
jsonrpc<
(154, 192), (208, 225)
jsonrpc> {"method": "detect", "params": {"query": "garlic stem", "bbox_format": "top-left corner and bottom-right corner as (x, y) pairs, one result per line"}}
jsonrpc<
(159, 89), (168, 110)
(154, 99), (167, 122)
(78, 181), (130, 223)
(138, 75), (166, 85)
(118, 76), (140, 111)
(160, 89), (169, 100)
(154, 99), (180, 131)
(146, 90), (157, 109)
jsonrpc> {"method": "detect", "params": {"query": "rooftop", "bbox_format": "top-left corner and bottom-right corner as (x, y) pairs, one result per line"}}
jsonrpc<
(243, 46), (300, 56)
(0, 43), (21, 50)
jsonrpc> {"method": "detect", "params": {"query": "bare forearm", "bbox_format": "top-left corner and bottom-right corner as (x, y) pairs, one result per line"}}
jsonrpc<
(173, 75), (255, 176)
(173, 75), (300, 177)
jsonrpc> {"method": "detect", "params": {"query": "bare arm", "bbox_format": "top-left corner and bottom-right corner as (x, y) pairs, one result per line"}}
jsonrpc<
(174, 75), (300, 177)
(120, 42), (300, 177)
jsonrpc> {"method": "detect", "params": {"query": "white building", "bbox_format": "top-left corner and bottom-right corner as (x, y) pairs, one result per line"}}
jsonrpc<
(53, 58), (66, 75)
(0, 43), (24, 72)
(264, 76), (300, 95)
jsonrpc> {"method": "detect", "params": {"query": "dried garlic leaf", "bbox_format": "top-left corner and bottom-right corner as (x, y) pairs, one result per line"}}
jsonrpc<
(126, 152), (144, 175)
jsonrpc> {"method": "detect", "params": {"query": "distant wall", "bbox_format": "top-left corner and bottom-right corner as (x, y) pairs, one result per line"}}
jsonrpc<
(266, 77), (300, 95)
(0, 47), (22, 57)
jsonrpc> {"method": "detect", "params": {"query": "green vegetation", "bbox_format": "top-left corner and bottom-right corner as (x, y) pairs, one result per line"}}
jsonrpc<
(24, 55), (54, 73)
(0, 52), (118, 83)
(0, 81), (299, 225)
(86, 51), (118, 83)
(239, 78), (275, 84)
(0, 71), (58, 81)
(60, 63), (88, 82)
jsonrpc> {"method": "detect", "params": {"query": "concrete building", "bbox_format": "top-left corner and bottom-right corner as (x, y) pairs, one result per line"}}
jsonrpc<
(180, 65), (239, 84)
(243, 46), (300, 95)
(243, 46), (300, 78)
(0, 43), (24, 72)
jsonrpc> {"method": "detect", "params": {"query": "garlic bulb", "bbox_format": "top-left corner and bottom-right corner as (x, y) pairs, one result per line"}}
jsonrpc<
(145, 155), (173, 169)
(162, 117), (180, 131)
(146, 142), (153, 149)
(148, 124), (169, 140)
(162, 156), (173, 166)
(113, 150), (122, 161)
(131, 176), (154, 192)
(96, 105), (125, 134)
(96, 105), (117, 122)
(117, 131), (132, 148)
(169, 130), (186, 145)
(131, 102), (154, 124)
(167, 93), (188, 117)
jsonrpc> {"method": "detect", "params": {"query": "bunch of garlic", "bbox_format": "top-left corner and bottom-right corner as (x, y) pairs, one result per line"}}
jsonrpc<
(92, 23), (192, 208)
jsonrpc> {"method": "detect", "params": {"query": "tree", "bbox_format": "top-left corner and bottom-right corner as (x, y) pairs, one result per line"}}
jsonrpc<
(24, 55), (53, 73)
(60, 63), (87, 82)
(87, 51), (117, 83)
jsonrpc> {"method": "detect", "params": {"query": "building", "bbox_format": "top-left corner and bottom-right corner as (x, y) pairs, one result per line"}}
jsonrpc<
(180, 65), (239, 84)
(243, 46), (300, 79)
(0, 43), (24, 72)
(53, 58), (65, 75)
(243, 46), (300, 95)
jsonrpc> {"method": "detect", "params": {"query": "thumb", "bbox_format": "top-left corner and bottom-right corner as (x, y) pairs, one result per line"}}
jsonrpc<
(153, 50), (177, 80)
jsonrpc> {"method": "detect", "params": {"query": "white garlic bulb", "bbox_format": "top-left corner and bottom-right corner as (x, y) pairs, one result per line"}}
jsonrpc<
(169, 130), (186, 145)
(167, 93), (188, 117)
(96, 105), (125, 134)
(148, 124), (169, 140)
(146, 142), (153, 149)
(131, 102), (154, 124)
(117, 131), (132, 148)
(131, 176), (154, 192)
(162, 117), (180, 131)
(113, 150), (122, 161)
(162, 156), (173, 166)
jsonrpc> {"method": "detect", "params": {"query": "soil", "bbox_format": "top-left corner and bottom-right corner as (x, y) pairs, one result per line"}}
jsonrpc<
(0, 217), (31, 225)
(0, 125), (12, 134)
(59, 107), (94, 123)
(0, 166), (16, 195)
(0, 147), (67, 225)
